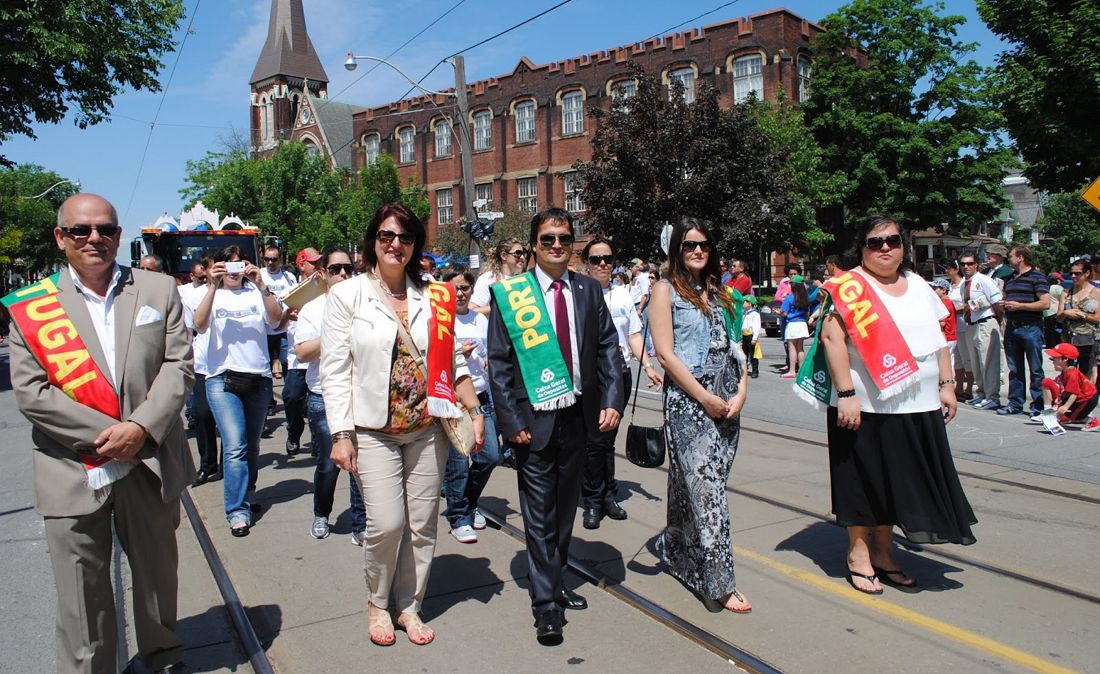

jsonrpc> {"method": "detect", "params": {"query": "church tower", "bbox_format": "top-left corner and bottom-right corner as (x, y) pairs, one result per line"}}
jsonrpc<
(249, 0), (329, 154)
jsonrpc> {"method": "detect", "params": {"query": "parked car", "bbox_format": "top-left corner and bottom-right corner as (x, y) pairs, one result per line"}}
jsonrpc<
(760, 299), (783, 337)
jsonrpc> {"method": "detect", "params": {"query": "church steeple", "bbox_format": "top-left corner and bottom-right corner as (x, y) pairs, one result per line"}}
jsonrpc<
(249, 0), (329, 86)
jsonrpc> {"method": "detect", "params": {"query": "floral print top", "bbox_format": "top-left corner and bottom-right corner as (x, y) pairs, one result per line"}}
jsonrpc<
(380, 315), (431, 434)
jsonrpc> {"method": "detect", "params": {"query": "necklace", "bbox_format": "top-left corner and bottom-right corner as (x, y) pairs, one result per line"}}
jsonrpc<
(379, 280), (407, 298)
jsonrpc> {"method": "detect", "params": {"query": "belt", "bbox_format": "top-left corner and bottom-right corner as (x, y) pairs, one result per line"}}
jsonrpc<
(966, 316), (993, 326)
(1006, 319), (1042, 327)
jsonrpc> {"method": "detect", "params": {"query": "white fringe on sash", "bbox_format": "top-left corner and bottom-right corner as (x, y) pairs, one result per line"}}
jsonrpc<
(428, 397), (465, 418)
(84, 460), (133, 490)
(532, 391), (577, 411)
(792, 383), (827, 410)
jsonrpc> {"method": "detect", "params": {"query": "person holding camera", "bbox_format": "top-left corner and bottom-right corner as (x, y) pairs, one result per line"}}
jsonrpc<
(194, 245), (285, 537)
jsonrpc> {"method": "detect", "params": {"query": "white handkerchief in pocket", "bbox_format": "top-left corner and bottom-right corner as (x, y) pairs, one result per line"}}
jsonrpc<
(135, 305), (163, 327)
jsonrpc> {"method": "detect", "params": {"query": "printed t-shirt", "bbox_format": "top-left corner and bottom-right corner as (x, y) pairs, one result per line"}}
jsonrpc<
(259, 267), (296, 335)
(203, 285), (276, 377)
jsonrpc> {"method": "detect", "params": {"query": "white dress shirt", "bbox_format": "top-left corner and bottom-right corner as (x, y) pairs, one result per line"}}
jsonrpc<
(963, 272), (1003, 323)
(534, 265), (582, 393)
(69, 264), (122, 388)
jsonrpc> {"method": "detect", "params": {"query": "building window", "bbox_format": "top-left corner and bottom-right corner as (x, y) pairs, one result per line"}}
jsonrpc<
(517, 177), (537, 213)
(436, 188), (453, 226)
(473, 110), (492, 150)
(364, 134), (380, 164)
(612, 80), (636, 112)
(515, 101), (535, 143)
(669, 67), (695, 104)
(563, 173), (585, 213)
(266, 98), (275, 141)
(475, 183), (493, 210)
(434, 119), (452, 157)
(733, 54), (764, 103)
(798, 56), (812, 103)
(562, 91), (584, 136)
(399, 126), (415, 164)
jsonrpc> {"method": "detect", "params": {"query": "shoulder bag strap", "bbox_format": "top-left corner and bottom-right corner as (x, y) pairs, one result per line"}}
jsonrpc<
(629, 320), (649, 419)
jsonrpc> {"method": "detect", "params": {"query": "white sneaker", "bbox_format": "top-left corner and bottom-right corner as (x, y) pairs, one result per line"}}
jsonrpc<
(472, 509), (487, 530)
(349, 530), (366, 546)
(310, 516), (330, 539)
(450, 524), (477, 543)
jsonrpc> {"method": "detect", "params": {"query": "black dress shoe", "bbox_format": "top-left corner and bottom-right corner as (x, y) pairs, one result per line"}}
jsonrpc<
(603, 500), (628, 521)
(286, 439), (300, 455)
(535, 610), (564, 645)
(557, 587), (588, 610)
(582, 507), (601, 529)
(191, 470), (213, 487)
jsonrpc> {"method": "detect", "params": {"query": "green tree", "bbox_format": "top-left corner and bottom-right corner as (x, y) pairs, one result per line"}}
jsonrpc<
(805, 0), (1016, 238)
(1031, 190), (1100, 273)
(0, 164), (80, 289)
(977, 0), (1100, 193)
(575, 65), (798, 261)
(0, 1), (186, 165)
(336, 154), (430, 247)
(431, 205), (530, 263)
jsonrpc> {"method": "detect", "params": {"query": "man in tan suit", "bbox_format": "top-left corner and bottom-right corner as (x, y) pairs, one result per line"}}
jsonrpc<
(8, 194), (195, 673)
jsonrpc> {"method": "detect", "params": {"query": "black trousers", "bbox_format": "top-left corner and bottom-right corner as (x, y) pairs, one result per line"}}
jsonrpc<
(516, 403), (586, 617)
(741, 335), (759, 374)
(582, 370), (628, 509)
(192, 373), (219, 473)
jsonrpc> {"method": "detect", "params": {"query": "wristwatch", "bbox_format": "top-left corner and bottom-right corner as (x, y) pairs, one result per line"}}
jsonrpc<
(331, 430), (353, 442)
(470, 405), (487, 417)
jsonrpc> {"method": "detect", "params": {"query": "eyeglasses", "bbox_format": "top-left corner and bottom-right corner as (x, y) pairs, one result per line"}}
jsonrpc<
(327, 263), (354, 275)
(681, 240), (713, 252)
(59, 224), (120, 239)
(538, 233), (574, 247)
(960, 261), (977, 267)
(587, 254), (615, 266)
(376, 229), (416, 245)
(865, 235), (903, 250)
(263, 256), (281, 263)
(504, 249), (528, 259)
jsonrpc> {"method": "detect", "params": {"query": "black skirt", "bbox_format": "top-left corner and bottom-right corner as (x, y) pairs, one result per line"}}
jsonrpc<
(827, 406), (977, 545)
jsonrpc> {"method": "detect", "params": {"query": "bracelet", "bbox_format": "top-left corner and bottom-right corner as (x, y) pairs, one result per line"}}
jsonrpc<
(938, 378), (956, 388)
(836, 388), (856, 398)
(331, 431), (353, 442)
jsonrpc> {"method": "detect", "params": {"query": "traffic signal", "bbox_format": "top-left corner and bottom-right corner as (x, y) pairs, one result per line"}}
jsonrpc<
(459, 218), (494, 241)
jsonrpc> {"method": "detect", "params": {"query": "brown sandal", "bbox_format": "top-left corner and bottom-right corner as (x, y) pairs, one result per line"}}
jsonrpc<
(368, 604), (395, 646)
(723, 589), (752, 613)
(396, 612), (435, 645)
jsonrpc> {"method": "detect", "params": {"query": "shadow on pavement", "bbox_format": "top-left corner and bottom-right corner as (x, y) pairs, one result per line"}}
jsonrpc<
(174, 605), (251, 673)
(616, 479), (663, 503)
(245, 603), (283, 651)
(421, 553), (504, 622)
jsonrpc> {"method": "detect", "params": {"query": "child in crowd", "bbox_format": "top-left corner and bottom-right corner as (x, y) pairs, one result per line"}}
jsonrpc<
(741, 296), (762, 378)
(931, 279), (958, 369)
(1033, 343), (1099, 430)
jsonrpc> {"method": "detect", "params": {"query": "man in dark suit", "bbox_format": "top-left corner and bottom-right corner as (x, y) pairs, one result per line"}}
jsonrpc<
(488, 208), (624, 645)
(8, 194), (194, 673)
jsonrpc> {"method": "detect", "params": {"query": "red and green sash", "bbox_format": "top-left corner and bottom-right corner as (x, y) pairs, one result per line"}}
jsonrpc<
(425, 282), (465, 418)
(794, 268), (918, 405)
(1, 273), (133, 489)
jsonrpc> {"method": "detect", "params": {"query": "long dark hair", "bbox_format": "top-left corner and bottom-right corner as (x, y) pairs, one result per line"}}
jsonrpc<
(665, 216), (735, 316)
(791, 281), (809, 309)
(322, 246), (352, 267)
(361, 203), (427, 289)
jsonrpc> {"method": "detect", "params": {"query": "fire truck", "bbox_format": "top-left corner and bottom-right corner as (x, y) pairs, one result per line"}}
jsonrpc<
(130, 204), (269, 283)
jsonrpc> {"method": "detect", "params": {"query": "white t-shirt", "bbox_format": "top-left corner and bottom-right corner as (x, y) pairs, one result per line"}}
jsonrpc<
(830, 272), (949, 414)
(259, 267), (296, 335)
(470, 270), (499, 309)
(602, 284), (641, 363)
(178, 282), (211, 376)
(630, 272), (650, 305)
(285, 319), (305, 370)
(962, 272), (1002, 323)
(202, 285), (276, 377)
(454, 310), (490, 393)
(295, 294), (326, 394)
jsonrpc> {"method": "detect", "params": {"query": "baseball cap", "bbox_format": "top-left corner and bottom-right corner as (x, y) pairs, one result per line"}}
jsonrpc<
(743, 295), (758, 306)
(790, 274), (805, 284)
(930, 279), (950, 292)
(296, 247), (322, 266)
(629, 258), (642, 266)
(1044, 343), (1079, 360)
(986, 243), (1008, 257)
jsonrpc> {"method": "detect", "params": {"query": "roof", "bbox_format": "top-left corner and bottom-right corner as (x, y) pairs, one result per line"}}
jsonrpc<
(308, 96), (359, 169)
(250, 0), (329, 85)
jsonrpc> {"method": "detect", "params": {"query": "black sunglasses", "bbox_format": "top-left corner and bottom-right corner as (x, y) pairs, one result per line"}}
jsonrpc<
(59, 224), (120, 238)
(960, 260), (977, 267)
(681, 240), (713, 252)
(376, 229), (416, 245)
(539, 233), (574, 247)
(327, 263), (354, 275)
(263, 256), (281, 263)
(865, 234), (903, 250)
(504, 249), (528, 259)
(587, 254), (615, 266)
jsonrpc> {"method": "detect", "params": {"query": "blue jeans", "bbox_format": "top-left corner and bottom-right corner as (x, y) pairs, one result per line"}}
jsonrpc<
(443, 393), (501, 528)
(192, 373), (219, 474)
(206, 373), (272, 524)
(308, 392), (366, 532)
(283, 368), (308, 444)
(1004, 322), (1045, 412)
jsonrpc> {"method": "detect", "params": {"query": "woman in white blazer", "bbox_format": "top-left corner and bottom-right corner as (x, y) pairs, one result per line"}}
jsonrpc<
(321, 204), (484, 647)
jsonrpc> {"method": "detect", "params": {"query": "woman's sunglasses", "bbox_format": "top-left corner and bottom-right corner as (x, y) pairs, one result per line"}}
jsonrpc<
(681, 240), (713, 252)
(865, 235), (903, 250)
(376, 229), (416, 245)
(587, 254), (615, 266)
(327, 263), (354, 275)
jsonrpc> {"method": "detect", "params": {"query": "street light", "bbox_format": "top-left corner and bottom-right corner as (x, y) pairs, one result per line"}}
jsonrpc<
(344, 53), (453, 98)
(25, 179), (81, 200)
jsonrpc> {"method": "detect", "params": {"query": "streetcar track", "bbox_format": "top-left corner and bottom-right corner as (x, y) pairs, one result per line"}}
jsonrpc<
(476, 505), (783, 674)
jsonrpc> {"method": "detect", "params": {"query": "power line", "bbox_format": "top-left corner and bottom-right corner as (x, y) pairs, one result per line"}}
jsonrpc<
(123, 0), (201, 221)
(647, 0), (743, 40)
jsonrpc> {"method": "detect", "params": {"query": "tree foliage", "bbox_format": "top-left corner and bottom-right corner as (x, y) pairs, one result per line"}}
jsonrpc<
(431, 205), (531, 264)
(0, 0), (186, 164)
(0, 164), (80, 287)
(977, 0), (1100, 193)
(805, 0), (1015, 239)
(575, 64), (798, 261)
(1031, 190), (1100, 273)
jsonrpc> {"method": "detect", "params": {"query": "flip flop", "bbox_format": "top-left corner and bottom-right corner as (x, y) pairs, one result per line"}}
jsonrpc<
(368, 605), (396, 646)
(723, 589), (752, 613)
(873, 566), (921, 593)
(396, 612), (435, 645)
(846, 568), (882, 595)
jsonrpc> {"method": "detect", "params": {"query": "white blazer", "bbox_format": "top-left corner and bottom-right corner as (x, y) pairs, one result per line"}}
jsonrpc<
(320, 273), (469, 432)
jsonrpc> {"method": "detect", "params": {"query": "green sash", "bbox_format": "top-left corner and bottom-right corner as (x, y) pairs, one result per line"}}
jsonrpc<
(794, 293), (833, 407)
(491, 271), (576, 410)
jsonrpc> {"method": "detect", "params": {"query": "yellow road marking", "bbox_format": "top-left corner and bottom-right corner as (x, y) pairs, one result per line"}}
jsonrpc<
(735, 546), (1080, 674)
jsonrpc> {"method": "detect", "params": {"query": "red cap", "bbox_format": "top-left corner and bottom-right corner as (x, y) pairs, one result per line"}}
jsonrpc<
(296, 247), (322, 267)
(1044, 343), (1079, 360)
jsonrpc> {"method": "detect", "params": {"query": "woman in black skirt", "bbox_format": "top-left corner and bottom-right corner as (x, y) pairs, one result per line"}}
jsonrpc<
(820, 215), (976, 595)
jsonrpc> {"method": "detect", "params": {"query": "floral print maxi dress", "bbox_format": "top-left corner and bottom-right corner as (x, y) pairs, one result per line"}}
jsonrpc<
(661, 304), (743, 600)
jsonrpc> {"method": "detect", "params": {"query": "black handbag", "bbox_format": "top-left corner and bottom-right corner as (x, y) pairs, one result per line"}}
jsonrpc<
(224, 370), (263, 394)
(625, 322), (666, 468)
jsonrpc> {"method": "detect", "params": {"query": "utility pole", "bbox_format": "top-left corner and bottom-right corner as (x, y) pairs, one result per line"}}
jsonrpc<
(451, 55), (482, 266)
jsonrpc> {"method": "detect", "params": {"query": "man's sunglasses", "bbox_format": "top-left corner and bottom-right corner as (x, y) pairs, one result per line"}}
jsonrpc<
(59, 224), (119, 238)
(376, 229), (416, 245)
(960, 260), (977, 267)
(865, 235), (903, 250)
(681, 240), (713, 252)
(539, 233), (574, 247)
(263, 256), (281, 263)
(327, 263), (354, 275)
(587, 254), (615, 266)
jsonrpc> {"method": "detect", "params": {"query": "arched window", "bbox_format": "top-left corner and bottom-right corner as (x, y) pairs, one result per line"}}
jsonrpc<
(398, 126), (415, 164)
(363, 134), (380, 164)
(732, 54), (764, 103)
(514, 100), (536, 143)
(257, 96), (268, 144)
(434, 119), (452, 158)
(669, 67), (696, 103)
(473, 110), (492, 150)
(561, 90), (584, 136)
(798, 56), (812, 103)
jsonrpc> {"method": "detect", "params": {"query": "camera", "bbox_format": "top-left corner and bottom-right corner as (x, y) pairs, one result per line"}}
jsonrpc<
(225, 261), (246, 274)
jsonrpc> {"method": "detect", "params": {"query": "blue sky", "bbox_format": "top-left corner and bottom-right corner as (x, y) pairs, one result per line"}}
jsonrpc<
(2, 0), (1004, 232)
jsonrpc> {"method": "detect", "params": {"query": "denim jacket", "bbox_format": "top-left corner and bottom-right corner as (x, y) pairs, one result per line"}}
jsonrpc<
(669, 281), (711, 377)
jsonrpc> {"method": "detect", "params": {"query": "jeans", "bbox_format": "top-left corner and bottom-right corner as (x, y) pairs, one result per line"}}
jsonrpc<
(192, 373), (219, 474)
(206, 373), (272, 524)
(283, 368), (308, 444)
(1004, 321), (1045, 412)
(443, 392), (501, 528)
(308, 392), (365, 531)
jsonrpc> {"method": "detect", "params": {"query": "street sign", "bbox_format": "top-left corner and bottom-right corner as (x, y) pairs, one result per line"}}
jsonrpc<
(1082, 176), (1100, 214)
(469, 254), (480, 269)
(659, 224), (673, 255)
(480, 211), (505, 220)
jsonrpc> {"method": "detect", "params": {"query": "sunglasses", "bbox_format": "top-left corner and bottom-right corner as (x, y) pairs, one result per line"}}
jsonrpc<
(587, 254), (614, 266)
(504, 249), (528, 259)
(59, 224), (120, 238)
(1072, 270), (1088, 276)
(865, 234), (903, 250)
(327, 263), (354, 275)
(376, 229), (416, 245)
(681, 240), (713, 252)
(263, 256), (281, 263)
(960, 260), (977, 267)
(538, 233), (574, 247)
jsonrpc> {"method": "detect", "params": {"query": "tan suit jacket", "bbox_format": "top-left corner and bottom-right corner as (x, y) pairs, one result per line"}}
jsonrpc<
(10, 266), (195, 517)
